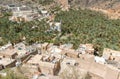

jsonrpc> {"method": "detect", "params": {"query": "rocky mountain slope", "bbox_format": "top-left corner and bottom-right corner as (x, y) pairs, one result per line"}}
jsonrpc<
(70, 0), (120, 19)
(1, 0), (120, 10)
(0, 0), (120, 19)
(71, 0), (120, 9)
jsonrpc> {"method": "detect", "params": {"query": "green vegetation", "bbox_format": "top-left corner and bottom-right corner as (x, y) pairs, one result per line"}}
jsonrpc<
(0, 8), (120, 55)
(0, 69), (28, 79)
(39, 0), (54, 6)
(0, 12), (57, 45)
(55, 9), (120, 54)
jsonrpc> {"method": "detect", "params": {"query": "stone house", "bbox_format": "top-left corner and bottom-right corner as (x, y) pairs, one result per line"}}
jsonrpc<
(26, 54), (61, 75)
(62, 49), (79, 58)
(9, 5), (39, 22)
(0, 49), (17, 59)
(0, 43), (13, 51)
(0, 58), (16, 70)
(103, 48), (120, 61)
(76, 44), (94, 55)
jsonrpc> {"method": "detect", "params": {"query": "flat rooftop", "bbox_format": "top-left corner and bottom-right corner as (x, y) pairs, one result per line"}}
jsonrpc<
(0, 58), (15, 66)
(27, 54), (55, 68)
(0, 49), (17, 56)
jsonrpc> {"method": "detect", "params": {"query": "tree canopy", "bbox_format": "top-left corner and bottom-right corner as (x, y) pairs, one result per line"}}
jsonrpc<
(0, 8), (120, 55)
(55, 9), (120, 54)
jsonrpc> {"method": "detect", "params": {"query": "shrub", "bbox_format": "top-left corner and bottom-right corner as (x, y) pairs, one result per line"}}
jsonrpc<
(0, 69), (28, 79)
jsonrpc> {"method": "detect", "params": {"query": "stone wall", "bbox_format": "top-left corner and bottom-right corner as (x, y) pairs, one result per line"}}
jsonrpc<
(104, 67), (120, 79)
(77, 58), (120, 79)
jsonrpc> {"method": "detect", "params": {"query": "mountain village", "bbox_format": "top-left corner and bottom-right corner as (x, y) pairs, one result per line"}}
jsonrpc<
(0, 0), (120, 79)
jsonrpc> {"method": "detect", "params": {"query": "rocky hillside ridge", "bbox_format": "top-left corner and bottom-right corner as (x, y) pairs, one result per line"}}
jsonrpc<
(71, 0), (120, 9)
(71, 0), (120, 19)
(0, 0), (120, 19)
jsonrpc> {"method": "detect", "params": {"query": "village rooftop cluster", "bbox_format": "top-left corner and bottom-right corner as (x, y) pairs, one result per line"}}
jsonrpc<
(0, 41), (120, 79)
(0, 0), (120, 79)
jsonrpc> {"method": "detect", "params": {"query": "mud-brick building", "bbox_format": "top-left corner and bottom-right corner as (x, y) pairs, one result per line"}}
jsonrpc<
(26, 54), (61, 75)
(62, 49), (79, 58)
(0, 58), (16, 70)
(0, 49), (17, 59)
